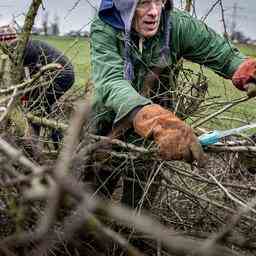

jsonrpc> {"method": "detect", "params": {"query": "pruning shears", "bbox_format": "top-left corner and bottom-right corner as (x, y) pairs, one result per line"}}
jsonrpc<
(198, 123), (256, 146)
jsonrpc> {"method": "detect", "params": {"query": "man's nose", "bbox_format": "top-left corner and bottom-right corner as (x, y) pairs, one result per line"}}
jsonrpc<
(147, 2), (159, 17)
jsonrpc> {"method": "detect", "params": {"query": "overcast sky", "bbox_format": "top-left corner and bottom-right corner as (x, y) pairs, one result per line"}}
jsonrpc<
(0, 0), (255, 39)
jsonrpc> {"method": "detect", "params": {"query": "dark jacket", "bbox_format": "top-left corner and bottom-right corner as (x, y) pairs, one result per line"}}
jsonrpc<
(21, 39), (75, 111)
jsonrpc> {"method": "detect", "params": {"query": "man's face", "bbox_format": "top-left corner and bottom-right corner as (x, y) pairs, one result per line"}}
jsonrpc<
(0, 25), (17, 45)
(133, 0), (165, 38)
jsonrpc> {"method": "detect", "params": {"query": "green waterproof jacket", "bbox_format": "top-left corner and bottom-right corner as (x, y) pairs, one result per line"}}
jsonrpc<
(90, 9), (246, 133)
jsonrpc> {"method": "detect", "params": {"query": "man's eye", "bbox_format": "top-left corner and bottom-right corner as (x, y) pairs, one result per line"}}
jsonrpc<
(140, 0), (150, 6)
(156, 0), (166, 5)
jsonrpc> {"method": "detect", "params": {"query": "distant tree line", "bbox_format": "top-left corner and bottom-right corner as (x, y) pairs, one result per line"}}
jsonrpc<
(230, 30), (256, 45)
(30, 11), (90, 37)
(30, 11), (60, 36)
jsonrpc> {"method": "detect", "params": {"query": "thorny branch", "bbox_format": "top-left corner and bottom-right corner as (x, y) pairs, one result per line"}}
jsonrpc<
(10, 0), (43, 84)
(0, 63), (62, 95)
(23, 112), (256, 156)
(0, 100), (241, 256)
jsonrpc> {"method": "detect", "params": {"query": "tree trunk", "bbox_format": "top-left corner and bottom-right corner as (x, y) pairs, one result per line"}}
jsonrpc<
(10, 0), (42, 84)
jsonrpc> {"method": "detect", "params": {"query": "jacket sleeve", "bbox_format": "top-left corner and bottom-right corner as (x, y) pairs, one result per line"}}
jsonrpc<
(90, 19), (151, 124)
(171, 10), (246, 79)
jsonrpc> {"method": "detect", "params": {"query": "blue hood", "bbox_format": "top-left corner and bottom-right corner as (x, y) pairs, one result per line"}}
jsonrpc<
(99, 0), (139, 32)
(99, 0), (125, 30)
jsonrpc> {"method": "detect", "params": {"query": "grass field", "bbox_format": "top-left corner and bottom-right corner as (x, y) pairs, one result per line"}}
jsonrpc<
(35, 35), (256, 131)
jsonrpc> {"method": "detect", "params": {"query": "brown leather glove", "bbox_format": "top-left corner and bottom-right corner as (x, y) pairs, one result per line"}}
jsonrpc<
(133, 104), (208, 166)
(232, 58), (256, 97)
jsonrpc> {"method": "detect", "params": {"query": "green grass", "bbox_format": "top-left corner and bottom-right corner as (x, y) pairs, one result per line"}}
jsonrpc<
(185, 61), (256, 131)
(236, 43), (256, 58)
(183, 43), (256, 130)
(36, 36), (256, 131)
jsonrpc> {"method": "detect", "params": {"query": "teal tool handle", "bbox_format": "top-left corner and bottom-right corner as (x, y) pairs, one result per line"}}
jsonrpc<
(198, 130), (221, 146)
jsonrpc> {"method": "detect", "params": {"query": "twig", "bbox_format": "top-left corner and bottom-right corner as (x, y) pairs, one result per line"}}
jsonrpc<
(219, 0), (230, 38)
(54, 175), (235, 256)
(0, 86), (17, 123)
(0, 63), (61, 95)
(201, 0), (220, 22)
(32, 200), (145, 256)
(191, 95), (253, 128)
(54, 101), (92, 179)
(0, 137), (43, 175)
(81, 204), (145, 256)
(0, 108), (237, 256)
(10, 0), (43, 84)
(197, 185), (256, 253)
(0, 81), (49, 106)
(95, 201), (235, 256)
(0, 54), (8, 81)
(26, 112), (256, 157)
(207, 145), (256, 153)
(165, 162), (256, 191)
(25, 113), (154, 155)
(207, 172), (256, 214)
(161, 172), (256, 223)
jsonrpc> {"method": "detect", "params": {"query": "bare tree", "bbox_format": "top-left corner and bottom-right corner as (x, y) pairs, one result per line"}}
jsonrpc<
(42, 11), (49, 36)
(51, 13), (60, 36)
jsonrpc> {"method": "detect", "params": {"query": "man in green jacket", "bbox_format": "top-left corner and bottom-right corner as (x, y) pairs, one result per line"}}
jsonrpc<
(90, 0), (256, 206)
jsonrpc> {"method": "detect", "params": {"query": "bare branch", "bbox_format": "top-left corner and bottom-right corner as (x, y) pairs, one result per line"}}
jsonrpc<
(10, 0), (43, 84)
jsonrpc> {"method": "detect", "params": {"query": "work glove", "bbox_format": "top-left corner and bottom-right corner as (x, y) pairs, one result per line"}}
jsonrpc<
(232, 58), (256, 98)
(133, 104), (208, 166)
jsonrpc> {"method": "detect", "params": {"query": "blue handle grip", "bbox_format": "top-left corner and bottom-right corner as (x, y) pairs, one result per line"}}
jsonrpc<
(198, 130), (221, 146)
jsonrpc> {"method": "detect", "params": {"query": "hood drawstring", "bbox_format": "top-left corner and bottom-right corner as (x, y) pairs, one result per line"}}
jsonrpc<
(159, 9), (171, 66)
(124, 33), (135, 81)
(139, 37), (144, 54)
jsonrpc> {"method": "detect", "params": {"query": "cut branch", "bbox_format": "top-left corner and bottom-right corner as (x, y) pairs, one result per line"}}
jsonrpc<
(10, 0), (43, 84)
